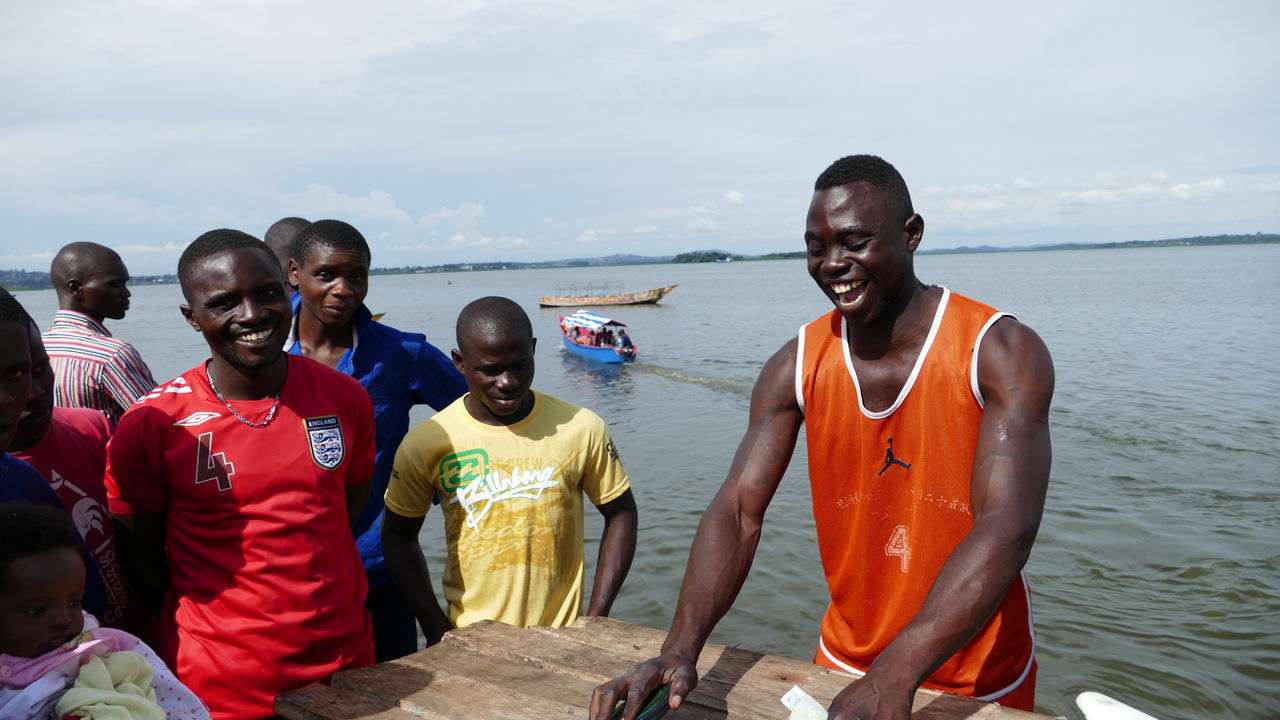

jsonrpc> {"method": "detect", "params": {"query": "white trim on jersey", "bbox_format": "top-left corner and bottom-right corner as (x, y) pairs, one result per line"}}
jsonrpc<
(794, 326), (808, 416)
(968, 311), (1015, 408)
(819, 573), (1037, 703)
(841, 287), (951, 419)
(818, 636), (866, 678)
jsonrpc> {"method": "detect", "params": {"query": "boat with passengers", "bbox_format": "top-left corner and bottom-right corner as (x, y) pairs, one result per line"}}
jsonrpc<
(558, 311), (637, 364)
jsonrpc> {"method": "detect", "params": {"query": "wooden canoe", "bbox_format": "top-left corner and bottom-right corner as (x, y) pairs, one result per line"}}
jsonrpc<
(539, 284), (678, 307)
(276, 616), (1051, 719)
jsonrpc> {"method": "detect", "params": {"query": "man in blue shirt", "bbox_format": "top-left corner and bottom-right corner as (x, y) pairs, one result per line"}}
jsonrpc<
(283, 220), (466, 660)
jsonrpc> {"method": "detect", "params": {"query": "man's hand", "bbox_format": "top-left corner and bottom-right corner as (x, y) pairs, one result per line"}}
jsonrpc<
(826, 674), (915, 720)
(588, 652), (698, 720)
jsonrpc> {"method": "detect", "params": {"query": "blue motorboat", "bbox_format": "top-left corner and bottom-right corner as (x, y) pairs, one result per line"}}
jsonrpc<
(559, 311), (637, 364)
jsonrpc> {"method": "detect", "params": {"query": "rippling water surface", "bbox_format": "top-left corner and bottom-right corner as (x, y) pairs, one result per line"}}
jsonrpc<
(15, 244), (1279, 719)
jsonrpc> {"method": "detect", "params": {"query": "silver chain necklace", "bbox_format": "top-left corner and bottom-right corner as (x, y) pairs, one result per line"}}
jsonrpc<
(205, 364), (282, 428)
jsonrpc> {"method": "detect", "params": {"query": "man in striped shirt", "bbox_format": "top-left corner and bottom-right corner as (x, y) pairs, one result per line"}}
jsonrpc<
(42, 242), (156, 426)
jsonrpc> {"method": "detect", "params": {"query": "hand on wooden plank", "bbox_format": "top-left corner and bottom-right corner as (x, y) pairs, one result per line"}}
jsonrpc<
(825, 673), (914, 720)
(588, 652), (697, 720)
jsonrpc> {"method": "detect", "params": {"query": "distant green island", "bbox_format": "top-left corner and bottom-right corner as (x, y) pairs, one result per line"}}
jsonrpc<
(3, 233), (1275, 291)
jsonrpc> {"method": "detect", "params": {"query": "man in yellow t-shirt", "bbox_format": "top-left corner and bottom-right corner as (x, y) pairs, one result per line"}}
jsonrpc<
(382, 296), (638, 646)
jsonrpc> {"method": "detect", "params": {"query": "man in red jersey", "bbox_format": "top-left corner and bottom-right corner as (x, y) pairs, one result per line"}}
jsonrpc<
(10, 314), (146, 635)
(105, 230), (376, 720)
(592, 155), (1054, 720)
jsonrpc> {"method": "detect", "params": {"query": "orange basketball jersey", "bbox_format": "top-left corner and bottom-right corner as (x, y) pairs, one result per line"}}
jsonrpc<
(796, 288), (1035, 702)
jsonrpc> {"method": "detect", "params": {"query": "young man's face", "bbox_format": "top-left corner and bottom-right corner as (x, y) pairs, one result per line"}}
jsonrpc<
(75, 254), (132, 322)
(804, 181), (921, 327)
(10, 323), (53, 452)
(452, 331), (537, 426)
(0, 320), (32, 452)
(290, 245), (370, 328)
(180, 247), (291, 373)
(0, 547), (86, 658)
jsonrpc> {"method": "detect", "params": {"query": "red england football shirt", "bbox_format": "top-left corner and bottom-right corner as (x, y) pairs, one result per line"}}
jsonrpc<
(105, 354), (376, 720)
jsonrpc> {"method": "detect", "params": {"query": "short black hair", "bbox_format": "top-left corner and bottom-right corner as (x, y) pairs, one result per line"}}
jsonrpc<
(177, 229), (277, 298)
(814, 155), (914, 221)
(292, 220), (372, 266)
(264, 217), (310, 248)
(0, 503), (82, 591)
(456, 296), (532, 349)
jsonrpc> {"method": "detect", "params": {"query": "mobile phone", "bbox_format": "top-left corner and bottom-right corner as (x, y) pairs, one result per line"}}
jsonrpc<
(611, 684), (671, 720)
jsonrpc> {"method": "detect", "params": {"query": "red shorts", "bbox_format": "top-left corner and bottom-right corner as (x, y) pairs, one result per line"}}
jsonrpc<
(813, 646), (1037, 712)
(990, 658), (1037, 711)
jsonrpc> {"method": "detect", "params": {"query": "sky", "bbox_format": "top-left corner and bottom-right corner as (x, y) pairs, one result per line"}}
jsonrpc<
(2, 1), (1277, 275)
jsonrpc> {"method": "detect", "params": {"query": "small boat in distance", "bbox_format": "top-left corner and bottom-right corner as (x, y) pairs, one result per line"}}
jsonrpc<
(539, 282), (677, 307)
(559, 311), (637, 364)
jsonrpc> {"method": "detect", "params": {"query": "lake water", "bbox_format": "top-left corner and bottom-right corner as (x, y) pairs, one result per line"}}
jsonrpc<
(12, 244), (1280, 719)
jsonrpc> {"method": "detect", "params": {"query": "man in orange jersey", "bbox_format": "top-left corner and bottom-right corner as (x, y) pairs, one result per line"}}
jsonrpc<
(591, 155), (1053, 720)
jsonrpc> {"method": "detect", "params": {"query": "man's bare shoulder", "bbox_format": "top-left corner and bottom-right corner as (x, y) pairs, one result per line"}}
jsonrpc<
(978, 316), (1054, 406)
(750, 336), (802, 412)
(982, 316), (1051, 365)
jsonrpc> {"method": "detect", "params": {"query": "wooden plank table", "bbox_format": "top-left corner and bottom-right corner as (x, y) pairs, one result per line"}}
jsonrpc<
(276, 616), (1054, 719)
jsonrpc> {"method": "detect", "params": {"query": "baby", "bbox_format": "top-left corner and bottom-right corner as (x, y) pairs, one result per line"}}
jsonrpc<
(0, 502), (209, 719)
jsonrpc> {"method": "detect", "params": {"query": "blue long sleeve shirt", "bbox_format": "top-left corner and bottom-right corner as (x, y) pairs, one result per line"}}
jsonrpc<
(286, 301), (466, 586)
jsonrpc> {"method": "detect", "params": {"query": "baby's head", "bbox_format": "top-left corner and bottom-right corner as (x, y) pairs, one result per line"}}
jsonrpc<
(0, 502), (87, 658)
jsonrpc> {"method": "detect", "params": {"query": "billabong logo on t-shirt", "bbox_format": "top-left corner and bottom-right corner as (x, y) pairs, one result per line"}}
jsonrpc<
(440, 449), (488, 491)
(439, 449), (559, 532)
(305, 415), (345, 469)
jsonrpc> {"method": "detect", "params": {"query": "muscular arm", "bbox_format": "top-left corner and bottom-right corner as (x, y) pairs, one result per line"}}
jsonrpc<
(590, 339), (804, 720)
(111, 511), (170, 618)
(586, 489), (638, 617)
(381, 508), (452, 646)
(829, 318), (1054, 720)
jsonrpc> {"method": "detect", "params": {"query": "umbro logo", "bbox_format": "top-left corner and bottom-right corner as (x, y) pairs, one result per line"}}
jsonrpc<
(174, 411), (222, 427)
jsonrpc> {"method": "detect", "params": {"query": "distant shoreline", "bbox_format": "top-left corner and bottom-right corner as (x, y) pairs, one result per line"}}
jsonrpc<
(4, 233), (1275, 291)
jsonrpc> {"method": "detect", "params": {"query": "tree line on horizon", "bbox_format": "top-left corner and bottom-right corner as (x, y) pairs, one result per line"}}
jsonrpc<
(2, 233), (1275, 291)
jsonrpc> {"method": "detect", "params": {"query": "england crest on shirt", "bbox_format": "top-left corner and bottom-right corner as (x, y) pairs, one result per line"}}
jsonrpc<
(305, 415), (345, 469)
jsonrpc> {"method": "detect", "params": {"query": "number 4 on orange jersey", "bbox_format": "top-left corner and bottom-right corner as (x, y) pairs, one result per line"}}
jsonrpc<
(885, 524), (911, 573)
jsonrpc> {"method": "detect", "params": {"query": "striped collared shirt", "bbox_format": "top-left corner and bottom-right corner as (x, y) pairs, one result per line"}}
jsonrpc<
(42, 309), (157, 426)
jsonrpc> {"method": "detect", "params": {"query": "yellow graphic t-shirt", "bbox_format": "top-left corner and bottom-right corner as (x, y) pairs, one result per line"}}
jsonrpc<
(385, 390), (630, 629)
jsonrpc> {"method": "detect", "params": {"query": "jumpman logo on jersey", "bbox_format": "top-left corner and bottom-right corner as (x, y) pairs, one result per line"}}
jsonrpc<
(878, 438), (911, 476)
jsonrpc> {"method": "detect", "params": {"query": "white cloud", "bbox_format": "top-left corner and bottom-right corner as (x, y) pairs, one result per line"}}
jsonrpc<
(578, 228), (617, 243)
(115, 242), (183, 255)
(654, 203), (715, 219)
(17, 190), (183, 227)
(0, 251), (55, 268)
(1170, 178), (1225, 200)
(723, 190), (746, 205)
(420, 202), (487, 229)
(632, 225), (659, 234)
(689, 217), (717, 231)
(286, 184), (412, 224)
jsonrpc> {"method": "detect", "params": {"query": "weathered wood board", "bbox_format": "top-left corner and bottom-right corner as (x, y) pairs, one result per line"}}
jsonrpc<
(276, 616), (1053, 719)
